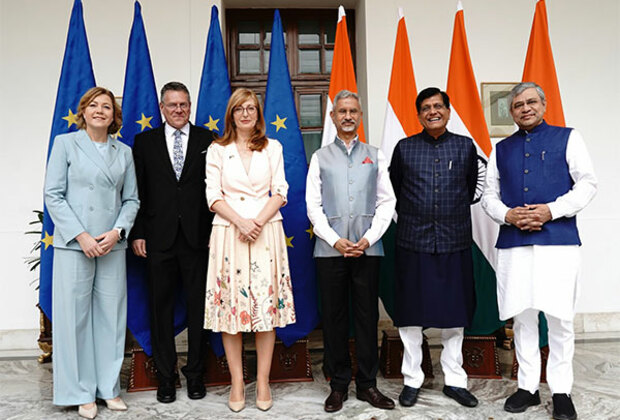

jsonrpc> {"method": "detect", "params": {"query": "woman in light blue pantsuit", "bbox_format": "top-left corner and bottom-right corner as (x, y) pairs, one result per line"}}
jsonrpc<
(44, 87), (139, 419)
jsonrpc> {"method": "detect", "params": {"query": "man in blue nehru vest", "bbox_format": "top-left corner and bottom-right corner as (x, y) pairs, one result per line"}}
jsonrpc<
(482, 82), (597, 420)
(306, 90), (396, 413)
(389, 87), (479, 409)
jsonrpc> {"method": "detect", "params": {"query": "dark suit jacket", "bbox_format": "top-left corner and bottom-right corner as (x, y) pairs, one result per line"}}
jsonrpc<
(130, 124), (214, 251)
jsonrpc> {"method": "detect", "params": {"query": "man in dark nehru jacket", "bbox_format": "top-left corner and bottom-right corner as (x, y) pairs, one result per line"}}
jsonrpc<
(482, 82), (597, 420)
(306, 89), (396, 413)
(389, 87), (479, 409)
(131, 81), (214, 403)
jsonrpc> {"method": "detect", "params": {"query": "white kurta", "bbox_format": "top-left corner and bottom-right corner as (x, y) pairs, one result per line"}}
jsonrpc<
(481, 129), (597, 321)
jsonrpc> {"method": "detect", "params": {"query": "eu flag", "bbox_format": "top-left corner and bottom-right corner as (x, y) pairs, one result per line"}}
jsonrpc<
(195, 4), (230, 357)
(264, 10), (320, 346)
(120, 1), (176, 356)
(39, 0), (96, 319)
(195, 5), (231, 133)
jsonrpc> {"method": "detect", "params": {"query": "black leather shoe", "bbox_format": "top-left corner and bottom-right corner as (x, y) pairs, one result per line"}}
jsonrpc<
(399, 385), (419, 407)
(504, 388), (541, 413)
(552, 393), (577, 420)
(157, 380), (176, 403)
(187, 378), (206, 400)
(324, 390), (348, 412)
(442, 385), (478, 407)
(356, 386), (395, 410)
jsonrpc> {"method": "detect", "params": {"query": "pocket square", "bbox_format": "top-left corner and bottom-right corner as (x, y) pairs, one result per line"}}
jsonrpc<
(362, 156), (374, 164)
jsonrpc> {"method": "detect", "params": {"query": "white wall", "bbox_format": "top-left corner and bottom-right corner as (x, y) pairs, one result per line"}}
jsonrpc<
(1, 0), (618, 345)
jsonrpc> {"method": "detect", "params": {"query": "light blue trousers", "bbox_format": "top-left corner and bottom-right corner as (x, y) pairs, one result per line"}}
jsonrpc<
(52, 248), (127, 406)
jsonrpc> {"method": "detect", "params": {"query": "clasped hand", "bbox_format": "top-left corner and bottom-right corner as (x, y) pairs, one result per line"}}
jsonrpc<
(236, 218), (264, 242)
(334, 238), (370, 258)
(505, 203), (552, 231)
(77, 230), (120, 258)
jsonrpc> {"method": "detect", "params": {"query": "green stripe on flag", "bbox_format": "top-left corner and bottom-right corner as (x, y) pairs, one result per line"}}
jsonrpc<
(466, 242), (504, 335)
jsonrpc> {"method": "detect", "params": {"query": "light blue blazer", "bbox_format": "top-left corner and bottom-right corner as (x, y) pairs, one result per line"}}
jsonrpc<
(44, 130), (140, 250)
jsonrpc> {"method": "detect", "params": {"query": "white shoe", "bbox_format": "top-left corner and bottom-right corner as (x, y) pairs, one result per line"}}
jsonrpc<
(105, 397), (128, 411)
(78, 403), (97, 419)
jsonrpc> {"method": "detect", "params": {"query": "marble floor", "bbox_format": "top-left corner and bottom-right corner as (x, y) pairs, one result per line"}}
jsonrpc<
(1, 336), (619, 420)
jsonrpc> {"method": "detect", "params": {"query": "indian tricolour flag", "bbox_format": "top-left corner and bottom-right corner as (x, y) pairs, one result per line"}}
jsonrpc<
(378, 8), (421, 318)
(321, 5), (366, 146)
(446, 1), (503, 335)
(380, 8), (421, 162)
(523, 0), (565, 126)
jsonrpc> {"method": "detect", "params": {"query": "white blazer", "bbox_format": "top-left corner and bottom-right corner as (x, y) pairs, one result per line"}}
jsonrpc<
(206, 138), (288, 226)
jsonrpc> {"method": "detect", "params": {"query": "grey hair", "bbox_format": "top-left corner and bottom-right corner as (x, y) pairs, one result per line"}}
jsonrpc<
(333, 89), (362, 108)
(508, 82), (546, 107)
(160, 81), (191, 103)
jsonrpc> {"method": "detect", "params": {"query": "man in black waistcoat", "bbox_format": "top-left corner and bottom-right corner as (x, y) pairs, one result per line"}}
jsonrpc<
(389, 87), (478, 408)
(130, 82), (214, 403)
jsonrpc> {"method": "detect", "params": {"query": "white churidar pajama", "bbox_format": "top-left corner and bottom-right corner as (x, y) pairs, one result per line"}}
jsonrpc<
(399, 327), (467, 389)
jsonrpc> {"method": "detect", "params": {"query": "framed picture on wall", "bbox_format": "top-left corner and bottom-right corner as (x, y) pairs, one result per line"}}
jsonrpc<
(481, 83), (517, 137)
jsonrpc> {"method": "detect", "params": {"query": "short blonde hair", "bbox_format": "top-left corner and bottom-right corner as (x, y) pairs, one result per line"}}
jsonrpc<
(76, 87), (122, 134)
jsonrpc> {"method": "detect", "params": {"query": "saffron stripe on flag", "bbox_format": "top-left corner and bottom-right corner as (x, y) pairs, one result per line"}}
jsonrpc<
(522, 0), (565, 127)
(321, 6), (365, 146)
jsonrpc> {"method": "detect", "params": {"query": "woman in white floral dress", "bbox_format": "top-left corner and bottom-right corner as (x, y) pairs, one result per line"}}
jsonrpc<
(204, 88), (296, 412)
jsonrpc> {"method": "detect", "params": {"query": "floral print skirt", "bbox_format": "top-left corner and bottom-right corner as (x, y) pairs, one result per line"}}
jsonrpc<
(204, 220), (296, 333)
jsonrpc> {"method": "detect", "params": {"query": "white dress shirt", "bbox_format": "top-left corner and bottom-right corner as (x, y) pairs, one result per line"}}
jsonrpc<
(164, 122), (190, 164)
(306, 136), (396, 248)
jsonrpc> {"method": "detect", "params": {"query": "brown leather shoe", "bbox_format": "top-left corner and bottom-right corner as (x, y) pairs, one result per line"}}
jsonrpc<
(324, 390), (348, 412)
(356, 386), (395, 410)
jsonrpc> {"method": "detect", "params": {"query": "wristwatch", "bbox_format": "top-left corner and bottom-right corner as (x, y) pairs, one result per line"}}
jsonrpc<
(114, 227), (126, 242)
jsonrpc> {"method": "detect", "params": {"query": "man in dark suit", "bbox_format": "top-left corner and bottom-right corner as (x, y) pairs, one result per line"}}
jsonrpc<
(389, 87), (479, 409)
(131, 81), (214, 403)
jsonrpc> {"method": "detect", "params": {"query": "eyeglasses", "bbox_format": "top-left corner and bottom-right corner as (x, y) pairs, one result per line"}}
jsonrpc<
(233, 105), (258, 115)
(420, 103), (446, 114)
(164, 102), (189, 111)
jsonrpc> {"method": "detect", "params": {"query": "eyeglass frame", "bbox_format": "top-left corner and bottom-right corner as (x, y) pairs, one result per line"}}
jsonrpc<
(232, 105), (258, 115)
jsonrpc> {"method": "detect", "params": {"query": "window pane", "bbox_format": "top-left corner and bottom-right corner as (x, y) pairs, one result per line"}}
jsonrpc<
(263, 50), (270, 73)
(239, 50), (260, 74)
(299, 50), (320, 73)
(302, 131), (322, 164)
(238, 21), (260, 45)
(299, 94), (322, 127)
(324, 20), (336, 44)
(265, 31), (286, 46)
(298, 20), (320, 44)
(325, 49), (333, 74)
